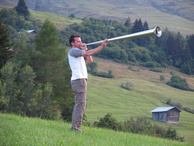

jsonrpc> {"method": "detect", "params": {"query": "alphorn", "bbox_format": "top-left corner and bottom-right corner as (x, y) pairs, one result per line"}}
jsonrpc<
(86, 26), (162, 46)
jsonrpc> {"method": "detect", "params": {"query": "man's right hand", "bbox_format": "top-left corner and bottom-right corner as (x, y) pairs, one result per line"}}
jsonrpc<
(80, 43), (88, 50)
(101, 39), (110, 47)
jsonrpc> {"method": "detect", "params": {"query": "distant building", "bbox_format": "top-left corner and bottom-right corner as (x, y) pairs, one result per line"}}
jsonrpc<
(26, 30), (37, 36)
(19, 30), (37, 36)
(150, 106), (181, 124)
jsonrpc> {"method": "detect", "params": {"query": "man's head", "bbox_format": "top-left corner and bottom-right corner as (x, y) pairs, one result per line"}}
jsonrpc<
(69, 34), (81, 48)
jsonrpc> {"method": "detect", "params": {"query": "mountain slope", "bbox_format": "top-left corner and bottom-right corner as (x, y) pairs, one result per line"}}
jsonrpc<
(0, 0), (194, 36)
(0, 5), (193, 143)
(85, 57), (194, 143)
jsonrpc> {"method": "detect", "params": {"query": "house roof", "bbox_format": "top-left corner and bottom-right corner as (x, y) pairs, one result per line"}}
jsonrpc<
(26, 30), (37, 33)
(19, 30), (37, 34)
(150, 106), (181, 113)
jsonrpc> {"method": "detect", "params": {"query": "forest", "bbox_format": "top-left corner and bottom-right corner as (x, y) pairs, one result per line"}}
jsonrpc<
(0, 0), (194, 122)
(61, 17), (194, 75)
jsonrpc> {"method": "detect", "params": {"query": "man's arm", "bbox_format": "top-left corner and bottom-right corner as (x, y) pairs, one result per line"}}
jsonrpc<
(82, 39), (109, 58)
(85, 55), (93, 63)
(80, 44), (93, 63)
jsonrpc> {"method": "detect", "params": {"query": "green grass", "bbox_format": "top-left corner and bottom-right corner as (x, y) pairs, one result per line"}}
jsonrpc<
(30, 10), (82, 31)
(0, 113), (191, 146)
(85, 57), (194, 144)
(0, 4), (194, 144)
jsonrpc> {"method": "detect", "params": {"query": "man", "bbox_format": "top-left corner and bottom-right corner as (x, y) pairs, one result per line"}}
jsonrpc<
(68, 34), (109, 132)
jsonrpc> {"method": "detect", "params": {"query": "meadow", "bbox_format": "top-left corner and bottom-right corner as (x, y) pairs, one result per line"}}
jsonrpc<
(85, 57), (194, 144)
(0, 113), (191, 146)
(0, 5), (194, 144)
(30, 10), (82, 31)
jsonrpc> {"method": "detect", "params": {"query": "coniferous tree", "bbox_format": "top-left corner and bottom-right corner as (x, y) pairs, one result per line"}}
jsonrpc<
(143, 21), (151, 47)
(187, 34), (194, 59)
(32, 19), (74, 121)
(15, 0), (30, 20)
(173, 32), (184, 67)
(182, 44), (193, 75)
(132, 18), (144, 33)
(165, 32), (175, 56)
(183, 44), (192, 63)
(0, 62), (18, 113)
(181, 63), (192, 75)
(131, 19), (144, 46)
(160, 28), (170, 49)
(33, 19), (65, 85)
(17, 64), (36, 115)
(0, 16), (13, 70)
(124, 17), (132, 28)
(143, 21), (149, 30)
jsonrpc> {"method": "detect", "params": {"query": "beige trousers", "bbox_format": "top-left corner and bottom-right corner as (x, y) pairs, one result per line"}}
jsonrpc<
(71, 78), (87, 131)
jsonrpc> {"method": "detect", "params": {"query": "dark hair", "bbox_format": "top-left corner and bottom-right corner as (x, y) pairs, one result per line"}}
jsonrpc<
(69, 34), (81, 46)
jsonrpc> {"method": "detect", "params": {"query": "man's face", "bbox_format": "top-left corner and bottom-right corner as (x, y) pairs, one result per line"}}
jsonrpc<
(72, 37), (82, 49)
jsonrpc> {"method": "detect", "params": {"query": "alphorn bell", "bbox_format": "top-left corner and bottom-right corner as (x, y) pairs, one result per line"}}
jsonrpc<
(86, 26), (162, 46)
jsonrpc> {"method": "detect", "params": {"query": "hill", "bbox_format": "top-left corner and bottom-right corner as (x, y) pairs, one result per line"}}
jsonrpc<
(0, 0), (194, 36)
(85, 57), (194, 144)
(0, 5), (194, 144)
(0, 113), (190, 145)
(0, 5), (82, 31)
(30, 11), (82, 31)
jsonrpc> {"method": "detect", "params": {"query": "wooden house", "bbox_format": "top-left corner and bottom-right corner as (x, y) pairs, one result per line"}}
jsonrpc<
(150, 106), (181, 124)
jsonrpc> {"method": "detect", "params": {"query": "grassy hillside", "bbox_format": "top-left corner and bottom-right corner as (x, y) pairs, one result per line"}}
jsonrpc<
(0, 0), (194, 36)
(1, 5), (194, 144)
(85, 57), (194, 144)
(0, 5), (82, 31)
(30, 10), (82, 31)
(0, 113), (190, 145)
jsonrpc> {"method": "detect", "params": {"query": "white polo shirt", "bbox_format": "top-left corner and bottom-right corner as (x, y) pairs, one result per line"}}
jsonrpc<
(68, 48), (88, 81)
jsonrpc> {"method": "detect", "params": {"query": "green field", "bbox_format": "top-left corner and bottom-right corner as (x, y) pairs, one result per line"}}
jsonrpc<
(30, 10), (82, 31)
(0, 113), (191, 146)
(0, 5), (82, 31)
(85, 57), (194, 144)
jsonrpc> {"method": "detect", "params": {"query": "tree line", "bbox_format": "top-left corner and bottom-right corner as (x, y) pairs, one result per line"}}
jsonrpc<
(61, 17), (194, 75)
(0, 0), (74, 121)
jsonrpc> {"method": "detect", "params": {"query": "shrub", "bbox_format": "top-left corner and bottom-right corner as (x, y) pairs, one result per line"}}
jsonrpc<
(128, 65), (133, 70)
(90, 70), (114, 78)
(184, 107), (194, 114)
(87, 61), (98, 73)
(166, 99), (194, 114)
(150, 68), (162, 73)
(170, 71), (176, 76)
(120, 81), (134, 91)
(145, 61), (156, 68)
(167, 75), (191, 91)
(94, 114), (184, 142)
(94, 113), (119, 130)
(180, 63), (192, 75)
(160, 75), (165, 81)
(117, 117), (136, 133)
(165, 127), (185, 142)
